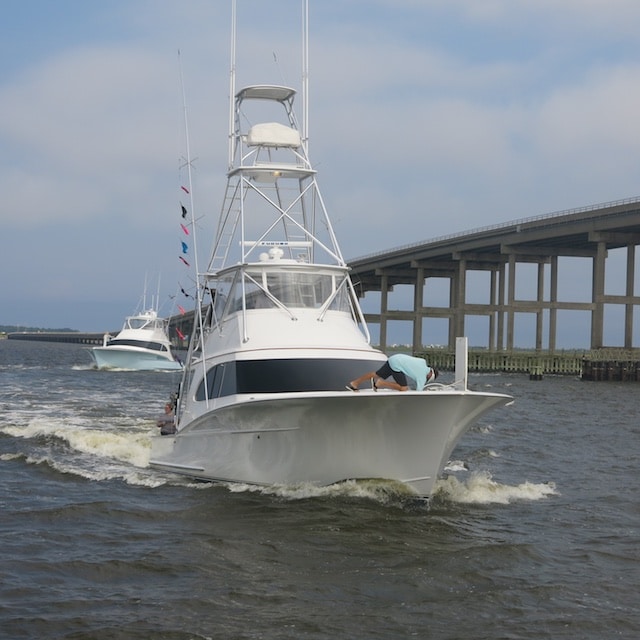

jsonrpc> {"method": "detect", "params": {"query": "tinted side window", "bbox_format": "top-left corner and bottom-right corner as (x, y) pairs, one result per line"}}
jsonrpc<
(195, 361), (238, 401)
(109, 339), (168, 352)
(218, 361), (237, 397)
(195, 358), (382, 398)
(236, 359), (383, 393)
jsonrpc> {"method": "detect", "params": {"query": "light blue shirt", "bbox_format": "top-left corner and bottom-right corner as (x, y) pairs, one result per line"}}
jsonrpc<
(388, 353), (432, 390)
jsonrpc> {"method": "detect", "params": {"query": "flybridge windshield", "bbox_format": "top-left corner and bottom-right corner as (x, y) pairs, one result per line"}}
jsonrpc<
(212, 266), (352, 321)
(126, 317), (164, 330)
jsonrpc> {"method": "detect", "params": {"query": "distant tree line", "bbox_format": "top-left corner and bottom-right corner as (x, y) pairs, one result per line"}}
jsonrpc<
(0, 325), (77, 333)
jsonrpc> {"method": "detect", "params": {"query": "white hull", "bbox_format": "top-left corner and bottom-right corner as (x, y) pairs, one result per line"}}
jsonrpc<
(150, 388), (510, 497)
(91, 347), (182, 371)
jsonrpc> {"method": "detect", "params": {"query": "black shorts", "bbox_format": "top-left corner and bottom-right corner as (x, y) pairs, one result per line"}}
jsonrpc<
(375, 361), (407, 387)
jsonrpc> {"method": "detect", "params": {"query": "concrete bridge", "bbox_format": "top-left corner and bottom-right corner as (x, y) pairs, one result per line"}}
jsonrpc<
(165, 195), (640, 353)
(10, 196), (640, 356)
(347, 196), (640, 353)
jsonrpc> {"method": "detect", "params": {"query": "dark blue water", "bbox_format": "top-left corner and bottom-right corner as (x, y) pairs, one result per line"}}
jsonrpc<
(1, 339), (638, 639)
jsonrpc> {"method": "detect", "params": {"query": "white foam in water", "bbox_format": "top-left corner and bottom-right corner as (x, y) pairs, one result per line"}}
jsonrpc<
(444, 460), (469, 472)
(434, 470), (558, 504)
(1, 414), (170, 486)
(225, 477), (419, 503)
(476, 424), (494, 435)
(0, 452), (23, 462)
(63, 426), (151, 468)
(4, 416), (150, 463)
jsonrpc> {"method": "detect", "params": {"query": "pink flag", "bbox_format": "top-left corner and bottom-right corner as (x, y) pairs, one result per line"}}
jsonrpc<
(178, 305), (186, 315)
(179, 256), (190, 267)
(176, 328), (185, 340)
(180, 223), (190, 235)
(181, 186), (189, 194)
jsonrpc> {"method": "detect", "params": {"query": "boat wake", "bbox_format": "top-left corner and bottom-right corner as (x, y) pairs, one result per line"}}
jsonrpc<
(1, 416), (165, 487)
(3, 417), (555, 506)
(433, 471), (558, 505)
(223, 477), (423, 506)
(221, 472), (558, 508)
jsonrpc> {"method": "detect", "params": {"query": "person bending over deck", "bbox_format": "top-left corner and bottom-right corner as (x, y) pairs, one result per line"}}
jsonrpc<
(347, 353), (438, 392)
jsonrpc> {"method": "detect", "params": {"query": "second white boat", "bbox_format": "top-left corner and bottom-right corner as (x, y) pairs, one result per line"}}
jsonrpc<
(91, 307), (182, 371)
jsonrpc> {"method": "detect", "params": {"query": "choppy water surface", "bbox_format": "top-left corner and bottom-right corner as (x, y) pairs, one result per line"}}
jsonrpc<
(0, 340), (638, 639)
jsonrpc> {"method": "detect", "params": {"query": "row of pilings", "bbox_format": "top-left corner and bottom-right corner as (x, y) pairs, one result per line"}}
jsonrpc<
(5, 332), (640, 380)
(418, 348), (640, 381)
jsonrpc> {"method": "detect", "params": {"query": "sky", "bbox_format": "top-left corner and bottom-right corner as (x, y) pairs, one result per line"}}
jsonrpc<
(2, 0), (640, 344)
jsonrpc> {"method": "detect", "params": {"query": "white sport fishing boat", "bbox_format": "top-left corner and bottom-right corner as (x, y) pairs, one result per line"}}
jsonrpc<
(150, 1), (512, 498)
(91, 307), (182, 371)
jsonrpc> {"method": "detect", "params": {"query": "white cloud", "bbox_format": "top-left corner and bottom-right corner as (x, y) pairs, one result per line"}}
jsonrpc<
(2, 0), (640, 336)
(536, 65), (640, 153)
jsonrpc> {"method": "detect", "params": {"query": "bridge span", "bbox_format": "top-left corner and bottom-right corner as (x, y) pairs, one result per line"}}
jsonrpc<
(348, 196), (640, 353)
(9, 197), (640, 357)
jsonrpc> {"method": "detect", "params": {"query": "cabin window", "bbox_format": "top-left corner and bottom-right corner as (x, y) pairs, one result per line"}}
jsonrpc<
(264, 271), (330, 308)
(211, 272), (236, 324)
(213, 269), (354, 323)
(195, 361), (237, 401)
(108, 339), (168, 352)
(194, 358), (382, 399)
(243, 278), (276, 310)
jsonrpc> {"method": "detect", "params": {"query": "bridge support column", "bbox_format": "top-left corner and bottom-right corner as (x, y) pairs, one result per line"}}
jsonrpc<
(536, 262), (545, 350)
(506, 254), (516, 349)
(448, 276), (457, 348)
(454, 258), (467, 345)
(497, 263), (506, 349)
(591, 241), (606, 349)
(549, 256), (558, 352)
(379, 274), (389, 351)
(488, 269), (497, 350)
(412, 267), (424, 352)
(625, 244), (635, 349)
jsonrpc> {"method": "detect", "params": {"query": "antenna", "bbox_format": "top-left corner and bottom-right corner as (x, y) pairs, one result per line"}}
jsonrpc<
(229, 0), (237, 169)
(302, 0), (309, 148)
(142, 272), (149, 309)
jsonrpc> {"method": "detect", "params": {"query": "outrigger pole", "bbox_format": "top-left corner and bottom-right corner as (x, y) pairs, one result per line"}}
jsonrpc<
(176, 50), (208, 417)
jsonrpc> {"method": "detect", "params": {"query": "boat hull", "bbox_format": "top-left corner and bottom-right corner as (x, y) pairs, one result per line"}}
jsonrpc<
(91, 347), (182, 371)
(149, 389), (511, 497)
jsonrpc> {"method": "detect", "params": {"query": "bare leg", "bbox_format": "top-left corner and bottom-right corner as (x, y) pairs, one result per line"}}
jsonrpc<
(348, 371), (377, 390)
(348, 372), (409, 391)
